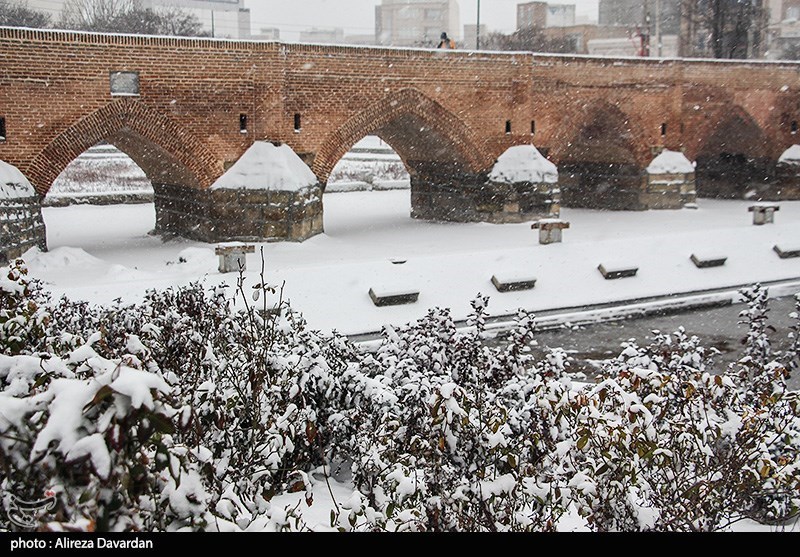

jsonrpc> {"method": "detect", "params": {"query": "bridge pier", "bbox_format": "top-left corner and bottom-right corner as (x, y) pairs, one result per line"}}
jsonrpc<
(559, 163), (648, 210)
(0, 161), (47, 265)
(410, 160), (560, 224)
(154, 183), (323, 243)
(694, 156), (777, 200)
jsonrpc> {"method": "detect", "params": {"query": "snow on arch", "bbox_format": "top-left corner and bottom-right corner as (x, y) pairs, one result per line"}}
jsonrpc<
(778, 145), (800, 165)
(488, 145), (558, 184)
(210, 142), (318, 192)
(0, 159), (36, 199)
(646, 150), (695, 174)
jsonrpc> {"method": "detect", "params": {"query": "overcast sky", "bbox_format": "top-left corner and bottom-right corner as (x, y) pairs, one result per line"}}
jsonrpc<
(243, 1), (600, 41)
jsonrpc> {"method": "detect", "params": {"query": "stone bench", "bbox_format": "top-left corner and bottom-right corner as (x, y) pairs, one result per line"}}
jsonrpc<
(491, 273), (537, 293)
(369, 286), (419, 307)
(774, 245), (800, 259)
(598, 263), (638, 280)
(690, 253), (727, 268)
(532, 219), (570, 245)
(215, 243), (255, 273)
(749, 203), (780, 225)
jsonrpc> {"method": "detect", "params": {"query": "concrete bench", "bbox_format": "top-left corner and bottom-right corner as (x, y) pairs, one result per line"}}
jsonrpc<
(749, 203), (780, 225)
(532, 219), (570, 245)
(215, 243), (255, 273)
(690, 253), (727, 268)
(774, 245), (800, 259)
(598, 263), (638, 280)
(491, 273), (537, 293)
(369, 286), (419, 307)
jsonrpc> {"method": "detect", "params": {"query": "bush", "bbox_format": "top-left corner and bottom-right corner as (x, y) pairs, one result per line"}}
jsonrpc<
(1, 260), (798, 532)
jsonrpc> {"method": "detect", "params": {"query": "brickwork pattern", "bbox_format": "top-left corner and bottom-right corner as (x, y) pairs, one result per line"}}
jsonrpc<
(0, 195), (46, 264)
(1, 28), (800, 239)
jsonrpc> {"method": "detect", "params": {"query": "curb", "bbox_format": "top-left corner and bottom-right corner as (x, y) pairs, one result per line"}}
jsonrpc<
(348, 277), (800, 346)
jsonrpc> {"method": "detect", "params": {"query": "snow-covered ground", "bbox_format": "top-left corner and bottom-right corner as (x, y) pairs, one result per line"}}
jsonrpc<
(26, 191), (800, 337)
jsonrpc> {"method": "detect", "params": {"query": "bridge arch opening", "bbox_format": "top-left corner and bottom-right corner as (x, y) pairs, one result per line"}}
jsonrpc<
(313, 88), (491, 223)
(26, 100), (219, 244)
(323, 135), (411, 236)
(695, 108), (774, 199)
(556, 102), (644, 210)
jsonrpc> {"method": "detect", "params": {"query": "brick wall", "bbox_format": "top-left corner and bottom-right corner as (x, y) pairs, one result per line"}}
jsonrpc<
(1, 28), (799, 210)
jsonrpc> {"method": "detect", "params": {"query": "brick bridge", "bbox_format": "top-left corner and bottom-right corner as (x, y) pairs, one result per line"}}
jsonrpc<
(1, 27), (800, 246)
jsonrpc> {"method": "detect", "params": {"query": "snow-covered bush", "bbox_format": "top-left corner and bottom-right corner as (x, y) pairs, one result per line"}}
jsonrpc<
(338, 298), (572, 531)
(555, 288), (800, 531)
(1, 258), (799, 532)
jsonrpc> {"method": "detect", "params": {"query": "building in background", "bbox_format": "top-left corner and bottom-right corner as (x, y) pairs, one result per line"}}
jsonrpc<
(26, 0), (251, 38)
(375, 0), (460, 47)
(766, 0), (800, 58)
(299, 27), (345, 44)
(546, 4), (576, 27)
(517, 1), (548, 29)
(251, 27), (280, 41)
(517, 2), (576, 30)
(463, 23), (488, 49)
(598, 0), (681, 35)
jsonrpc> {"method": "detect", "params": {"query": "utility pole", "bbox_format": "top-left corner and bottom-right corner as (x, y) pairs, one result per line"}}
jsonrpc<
(655, 0), (662, 56)
(476, 0), (481, 50)
(211, 10), (215, 38)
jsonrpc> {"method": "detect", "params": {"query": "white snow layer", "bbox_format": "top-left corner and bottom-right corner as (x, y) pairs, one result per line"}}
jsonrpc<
(489, 145), (558, 184)
(0, 159), (36, 199)
(210, 142), (318, 192)
(778, 144), (800, 165)
(646, 150), (695, 174)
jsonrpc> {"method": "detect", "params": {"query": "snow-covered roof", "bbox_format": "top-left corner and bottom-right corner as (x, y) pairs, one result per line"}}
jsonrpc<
(210, 142), (318, 192)
(489, 145), (558, 184)
(0, 159), (35, 199)
(778, 144), (800, 165)
(647, 150), (695, 174)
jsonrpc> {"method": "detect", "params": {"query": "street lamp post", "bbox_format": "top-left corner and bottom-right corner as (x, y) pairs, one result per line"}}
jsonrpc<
(476, 0), (481, 50)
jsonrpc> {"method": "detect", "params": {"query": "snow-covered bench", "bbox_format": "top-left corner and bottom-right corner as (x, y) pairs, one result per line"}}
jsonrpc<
(491, 273), (538, 293)
(690, 253), (727, 269)
(598, 262), (638, 280)
(748, 203), (780, 225)
(774, 245), (800, 259)
(215, 243), (255, 273)
(369, 286), (419, 307)
(531, 219), (570, 245)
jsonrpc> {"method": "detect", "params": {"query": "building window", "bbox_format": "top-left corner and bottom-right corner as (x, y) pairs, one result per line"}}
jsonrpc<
(661, 123), (667, 136)
(294, 113), (302, 132)
(240, 114), (248, 133)
(110, 71), (140, 96)
(531, 120), (536, 135)
(505, 120), (512, 134)
(792, 120), (798, 134)
(0, 117), (6, 141)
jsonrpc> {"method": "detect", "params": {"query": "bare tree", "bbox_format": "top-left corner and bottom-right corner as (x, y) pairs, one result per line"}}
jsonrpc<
(0, 0), (50, 28)
(58, 0), (206, 36)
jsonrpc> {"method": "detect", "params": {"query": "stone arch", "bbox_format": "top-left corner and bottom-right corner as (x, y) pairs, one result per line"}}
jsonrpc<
(312, 88), (490, 185)
(550, 99), (647, 210)
(25, 99), (220, 196)
(694, 106), (775, 199)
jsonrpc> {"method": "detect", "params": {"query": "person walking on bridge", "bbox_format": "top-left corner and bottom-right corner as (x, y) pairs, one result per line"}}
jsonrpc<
(437, 32), (455, 49)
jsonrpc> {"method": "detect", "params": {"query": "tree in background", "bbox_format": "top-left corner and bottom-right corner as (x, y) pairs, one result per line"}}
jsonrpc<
(60, 0), (207, 36)
(0, 0), (50, 28)
(680, 0), (768, 58)
(479, 26), (578, 54)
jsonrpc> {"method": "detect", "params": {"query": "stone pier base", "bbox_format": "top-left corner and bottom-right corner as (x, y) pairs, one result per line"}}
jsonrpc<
(153, 183), (323, 243)
(411, 174), (560, 223)
(559, 163), (646, 210)
(0, 195), (47, 265)
(643, 171), (696, 209)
